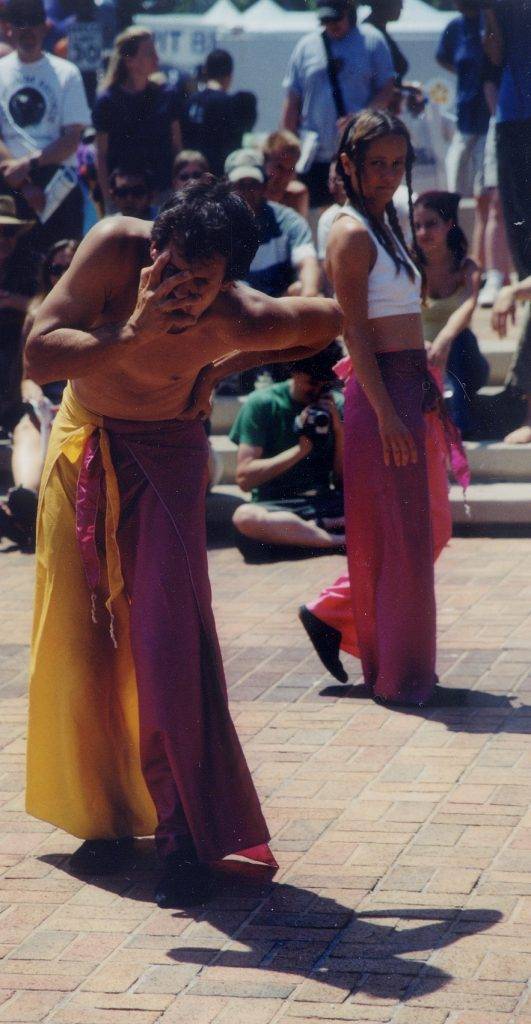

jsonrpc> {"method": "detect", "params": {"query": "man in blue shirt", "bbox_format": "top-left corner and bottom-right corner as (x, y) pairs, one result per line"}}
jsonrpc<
(224, 148), (320, 391)
(281, 0), (394, 210)
(484, 0), (531, 444)
(437, 3), (490, 201)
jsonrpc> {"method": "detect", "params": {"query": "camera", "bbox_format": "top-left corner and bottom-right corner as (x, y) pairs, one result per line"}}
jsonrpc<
(294, 406), (331, 449)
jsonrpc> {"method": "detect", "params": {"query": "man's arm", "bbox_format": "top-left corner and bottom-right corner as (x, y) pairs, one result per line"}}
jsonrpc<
(483, 7), (503, 67)
(235, 438), (311, 492)
(368, 78), (395, 111)
(24, 223), (198, 385)
(281, 92), (301, 134)
(222, 285), (342, 355)
(1, 125), (84, 188)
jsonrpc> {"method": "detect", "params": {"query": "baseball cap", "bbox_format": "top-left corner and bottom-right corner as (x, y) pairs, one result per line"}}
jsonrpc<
(4, 0), (46, 25)
(224, 149), (265, 184)
(316, 0), (350, 21)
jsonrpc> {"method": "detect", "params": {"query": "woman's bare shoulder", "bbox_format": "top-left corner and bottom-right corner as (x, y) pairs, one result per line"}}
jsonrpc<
(328, 213), (374, 258)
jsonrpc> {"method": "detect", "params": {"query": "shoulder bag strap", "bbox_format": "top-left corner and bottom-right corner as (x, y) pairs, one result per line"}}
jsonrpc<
(322, 30), (347, 119)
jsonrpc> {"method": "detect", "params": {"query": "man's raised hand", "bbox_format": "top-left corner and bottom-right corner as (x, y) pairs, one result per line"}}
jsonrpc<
(126, 250), (198, 343)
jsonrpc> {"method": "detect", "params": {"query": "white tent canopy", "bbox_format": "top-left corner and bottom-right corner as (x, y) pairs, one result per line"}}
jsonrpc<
(202, 0), (241, 25)
(236, 0), (452, 34)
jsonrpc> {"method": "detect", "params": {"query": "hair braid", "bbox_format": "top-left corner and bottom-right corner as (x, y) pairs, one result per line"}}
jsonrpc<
(336, 111), (418, 281)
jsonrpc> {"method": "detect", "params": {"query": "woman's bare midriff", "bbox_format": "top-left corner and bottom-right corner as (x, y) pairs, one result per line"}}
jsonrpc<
(367, 312), (425, 353)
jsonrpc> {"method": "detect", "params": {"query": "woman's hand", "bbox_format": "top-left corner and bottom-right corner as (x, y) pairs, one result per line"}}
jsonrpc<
(378, 410), (417, 468)
(491, 285), (516, 338)
(426, 338), (450, 370)
(180, 363), (218, 420)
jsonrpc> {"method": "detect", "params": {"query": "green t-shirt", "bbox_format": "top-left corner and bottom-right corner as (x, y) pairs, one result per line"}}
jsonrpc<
(229, 380), (344, 503)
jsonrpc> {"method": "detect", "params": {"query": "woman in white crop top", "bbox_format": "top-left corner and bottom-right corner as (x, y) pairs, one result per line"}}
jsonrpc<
(299, 110), (463, 709)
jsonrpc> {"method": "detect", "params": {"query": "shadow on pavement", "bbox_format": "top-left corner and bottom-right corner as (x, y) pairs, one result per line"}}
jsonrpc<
(40, 852), (502, 1004)
(319, 681), (531, 733)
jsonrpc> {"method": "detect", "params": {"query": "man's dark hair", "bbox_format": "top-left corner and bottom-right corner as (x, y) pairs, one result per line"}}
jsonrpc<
(289, 340), (344, 380)
(4, 0), (45, 24)
(109, 164), (153, 192)
(205, 48), (233, 81)
(151, 175), (259, 280)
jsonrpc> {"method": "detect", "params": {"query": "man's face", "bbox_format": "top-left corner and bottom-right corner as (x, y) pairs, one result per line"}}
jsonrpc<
(232, 176), (265, 215)
(8, 19), (46, 56)
(291, 373), (333, 406)
(321, 12), (350, 40)
(111, 174), (152, 218)
(150, 244), (229, 320)
(265, 149), (298, 194)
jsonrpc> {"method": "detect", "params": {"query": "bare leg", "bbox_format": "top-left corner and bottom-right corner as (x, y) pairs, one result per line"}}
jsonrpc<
(11, 414), (43, 493)
(471, 192), (490, 267)
(484, 189), (512, 282)
(233, 504), (345, 549)
(505, 399), (531, 445)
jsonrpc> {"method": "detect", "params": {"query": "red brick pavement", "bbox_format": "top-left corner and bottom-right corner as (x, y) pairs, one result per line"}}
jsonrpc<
(1, 536), (531, 1023)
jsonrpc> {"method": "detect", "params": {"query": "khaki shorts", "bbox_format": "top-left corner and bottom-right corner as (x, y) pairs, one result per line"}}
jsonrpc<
(446, 130), (487, 197)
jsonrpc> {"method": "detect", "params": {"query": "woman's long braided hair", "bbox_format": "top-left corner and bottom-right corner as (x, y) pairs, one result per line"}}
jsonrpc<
(336, 109), (423, 282)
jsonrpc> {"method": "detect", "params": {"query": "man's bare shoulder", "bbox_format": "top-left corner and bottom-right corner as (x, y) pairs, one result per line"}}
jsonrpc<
(80, 216), (152, 261)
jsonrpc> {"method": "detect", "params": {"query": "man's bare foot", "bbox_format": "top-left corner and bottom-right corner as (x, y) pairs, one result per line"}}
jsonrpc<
(504, 424), (531, 444)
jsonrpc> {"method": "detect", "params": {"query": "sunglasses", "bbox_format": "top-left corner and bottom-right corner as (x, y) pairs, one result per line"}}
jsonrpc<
(112, 185), (148, 199)
(175, 170), (203, 182)
(0, 226), (20, 238)
(48, 263), (67, 277)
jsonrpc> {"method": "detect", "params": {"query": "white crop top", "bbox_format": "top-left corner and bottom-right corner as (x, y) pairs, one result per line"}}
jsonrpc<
(335, 205), (421, 320)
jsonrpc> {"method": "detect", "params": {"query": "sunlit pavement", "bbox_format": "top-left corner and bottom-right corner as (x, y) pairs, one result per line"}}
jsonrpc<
(1, 535), (530, 1024)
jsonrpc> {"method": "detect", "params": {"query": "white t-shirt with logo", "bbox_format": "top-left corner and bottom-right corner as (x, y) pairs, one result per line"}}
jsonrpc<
(0, 52), (90, 167)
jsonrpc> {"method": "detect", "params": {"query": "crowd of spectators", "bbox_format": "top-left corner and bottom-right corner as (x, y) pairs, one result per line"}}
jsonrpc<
(0, 0), (530, 553)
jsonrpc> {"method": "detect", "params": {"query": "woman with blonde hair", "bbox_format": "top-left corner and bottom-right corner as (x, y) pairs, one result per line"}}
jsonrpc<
(263, 130), (309, 219)
(93, 27), (182, 211)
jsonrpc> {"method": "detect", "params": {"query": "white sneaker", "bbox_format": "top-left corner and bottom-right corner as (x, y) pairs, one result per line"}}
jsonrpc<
(478, 269), (504, 308)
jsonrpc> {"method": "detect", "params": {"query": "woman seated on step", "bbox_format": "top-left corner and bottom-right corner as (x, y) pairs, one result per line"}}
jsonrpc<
(413, 190), (488, 438)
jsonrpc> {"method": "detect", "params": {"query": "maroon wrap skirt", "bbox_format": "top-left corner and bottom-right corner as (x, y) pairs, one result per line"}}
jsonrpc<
(78, 414), (272, 863)
(340, 349), (439, 705)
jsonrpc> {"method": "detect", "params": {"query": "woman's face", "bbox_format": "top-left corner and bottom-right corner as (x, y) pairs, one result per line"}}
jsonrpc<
(342, 134), (408, 208)
(48, 246), (75, 287)
(125, 36), (159, 80)
(413, 205), (452, 257)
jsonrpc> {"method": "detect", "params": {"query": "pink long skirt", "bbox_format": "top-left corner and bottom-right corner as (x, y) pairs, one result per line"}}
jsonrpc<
(309, 350), (452, 705)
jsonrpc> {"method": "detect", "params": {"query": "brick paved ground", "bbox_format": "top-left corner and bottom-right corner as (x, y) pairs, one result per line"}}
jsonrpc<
(1, 534), (531, 1024)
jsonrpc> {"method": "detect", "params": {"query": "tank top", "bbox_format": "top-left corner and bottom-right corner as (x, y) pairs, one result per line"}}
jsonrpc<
(335, 204), (421, 319)
(421, 285), (468, 344)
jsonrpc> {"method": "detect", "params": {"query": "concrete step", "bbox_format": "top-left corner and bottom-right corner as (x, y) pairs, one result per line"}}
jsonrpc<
(451, 481), (531, 525)
(211, 481), (531, 528)
(210, 433), (238, 484)
(211, 433), (531, 487)
(465, 441), (531, 481)
(210, 479), (531, 528)
(210, 394), (248, 433)
(209, 341), (515, 436)
(479, 339), (514, 385)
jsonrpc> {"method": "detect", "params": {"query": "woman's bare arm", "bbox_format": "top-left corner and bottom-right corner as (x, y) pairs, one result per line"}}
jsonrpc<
(427, 259), (481, 369)
(328, 218), (416, 468)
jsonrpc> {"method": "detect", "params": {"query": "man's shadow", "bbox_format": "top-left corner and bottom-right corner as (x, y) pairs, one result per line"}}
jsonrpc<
(40, 852), (502, 1004)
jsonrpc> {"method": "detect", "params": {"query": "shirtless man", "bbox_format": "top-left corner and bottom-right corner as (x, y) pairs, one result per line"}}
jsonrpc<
(24, 177), (341, 908)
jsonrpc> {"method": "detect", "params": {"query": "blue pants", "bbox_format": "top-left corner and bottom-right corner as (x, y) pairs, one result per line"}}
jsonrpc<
(446, 329), (489, 436)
